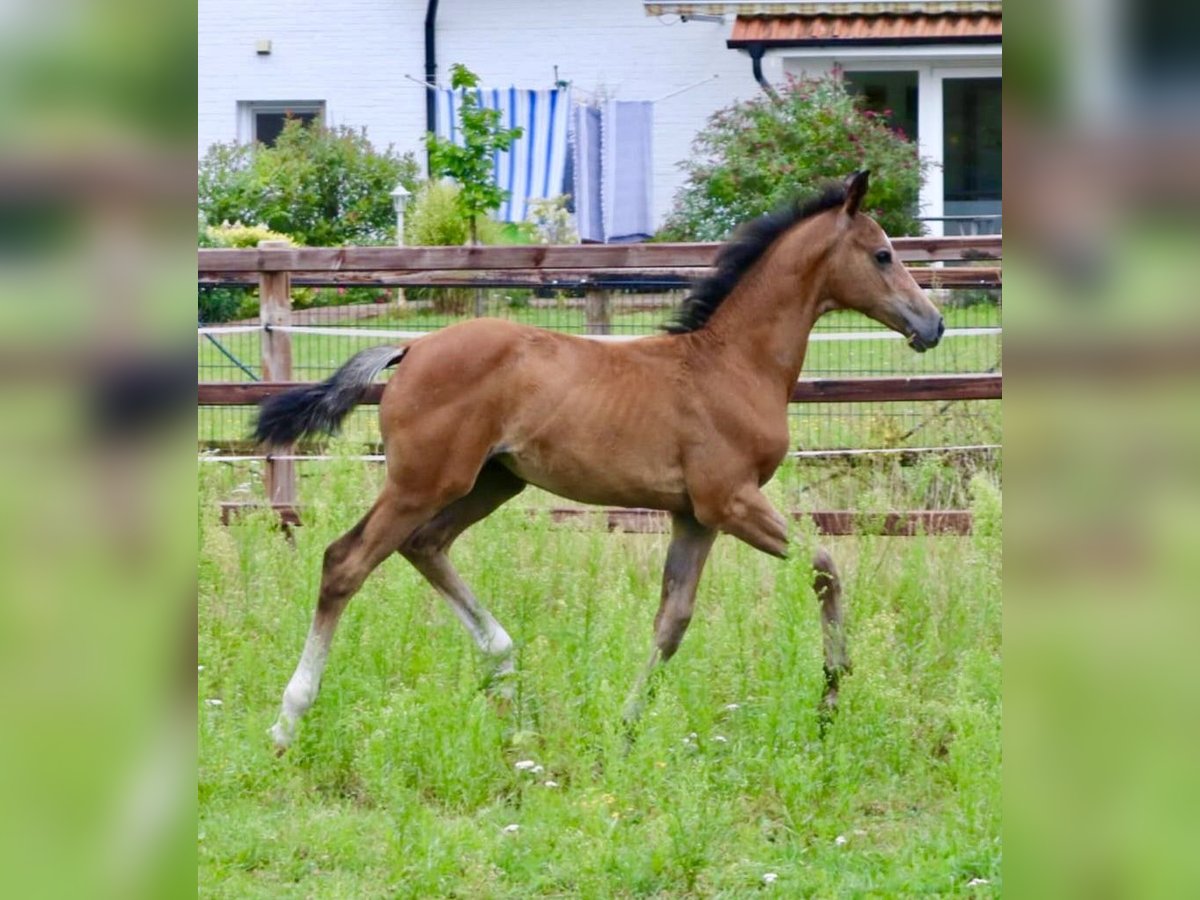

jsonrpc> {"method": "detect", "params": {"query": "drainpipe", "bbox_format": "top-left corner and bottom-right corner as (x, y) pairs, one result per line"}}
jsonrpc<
(424, 0), (439, 165)
(747, 43), (779, 100)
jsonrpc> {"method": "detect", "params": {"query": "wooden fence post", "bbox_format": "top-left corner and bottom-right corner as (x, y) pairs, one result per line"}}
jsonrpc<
(258, 239), (296, 514)
(585, 288), (611, 335)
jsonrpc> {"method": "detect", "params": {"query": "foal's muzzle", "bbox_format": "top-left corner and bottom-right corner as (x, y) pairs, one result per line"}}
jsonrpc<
(906, 315), (945, 353)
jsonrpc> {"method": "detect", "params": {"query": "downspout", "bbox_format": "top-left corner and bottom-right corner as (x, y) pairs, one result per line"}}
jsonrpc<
(424, 0), (439, 166)
(747, 43), (779, 100)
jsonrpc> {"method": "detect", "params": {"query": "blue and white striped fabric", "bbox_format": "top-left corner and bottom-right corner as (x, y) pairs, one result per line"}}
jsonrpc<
(434, 87), (571, 223)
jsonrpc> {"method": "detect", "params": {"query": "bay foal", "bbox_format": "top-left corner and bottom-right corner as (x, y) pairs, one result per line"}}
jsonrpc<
(257, 172), (943, 751)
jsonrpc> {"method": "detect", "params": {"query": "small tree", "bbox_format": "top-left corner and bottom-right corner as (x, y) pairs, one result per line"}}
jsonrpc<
(198, 121), (420, 246)
(425, 64), (523, 245)
(660, 75), (928, 241)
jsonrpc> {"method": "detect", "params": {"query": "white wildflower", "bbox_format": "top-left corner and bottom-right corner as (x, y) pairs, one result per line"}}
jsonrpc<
(503, 823), (520, 834)
(543, 780), (559, 789)
(835, 834), (848, 846)
(967, 878), (990, 887)
(724, 703), (741, 711)
(532, 764), (545, 775)
(713, 735), (728, 744)
(204, 698), (223, 707)
(762, 872), (778, 885)
(514, 759), (538, 771)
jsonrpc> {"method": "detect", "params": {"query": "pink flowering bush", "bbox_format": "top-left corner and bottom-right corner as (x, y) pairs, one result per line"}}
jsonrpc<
(659, 75), (928, 241)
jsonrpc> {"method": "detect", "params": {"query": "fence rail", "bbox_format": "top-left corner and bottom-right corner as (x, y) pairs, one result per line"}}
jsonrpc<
(199, 265), (1001, 290)
(197, 235), (1001, 276)
(198, 374), (1002, 407)
(199, 235), (1002, 530)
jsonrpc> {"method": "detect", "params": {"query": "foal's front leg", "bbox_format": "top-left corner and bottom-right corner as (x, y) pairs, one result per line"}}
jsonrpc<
(812, 547), (851, 710)
(622, 513), (716, 726)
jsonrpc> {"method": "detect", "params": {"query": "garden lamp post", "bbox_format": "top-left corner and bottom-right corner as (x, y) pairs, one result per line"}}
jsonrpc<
(390, 184), (411, 305)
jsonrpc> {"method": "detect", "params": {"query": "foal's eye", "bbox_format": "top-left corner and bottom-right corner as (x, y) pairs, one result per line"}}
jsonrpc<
(875, 249), (893, 266)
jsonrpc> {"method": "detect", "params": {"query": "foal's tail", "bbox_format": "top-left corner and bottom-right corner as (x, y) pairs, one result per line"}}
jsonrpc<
(253, 345), (408, 448)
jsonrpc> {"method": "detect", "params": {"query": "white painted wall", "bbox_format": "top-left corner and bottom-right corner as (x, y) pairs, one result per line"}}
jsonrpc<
(198, 1), (997, 232)
(198, 1), (426, 154)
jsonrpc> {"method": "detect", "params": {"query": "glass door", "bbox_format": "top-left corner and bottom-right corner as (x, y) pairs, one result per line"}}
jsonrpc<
(942, 77), (1002, 233)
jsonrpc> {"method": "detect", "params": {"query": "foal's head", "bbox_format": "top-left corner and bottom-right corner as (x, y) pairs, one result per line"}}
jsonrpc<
(820, 171), (944, 352)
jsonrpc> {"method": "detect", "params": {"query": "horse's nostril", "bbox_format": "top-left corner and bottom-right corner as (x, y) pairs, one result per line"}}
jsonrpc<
(936, 318), (945, 339)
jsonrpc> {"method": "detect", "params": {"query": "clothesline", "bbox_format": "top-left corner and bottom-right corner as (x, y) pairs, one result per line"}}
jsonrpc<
(404, 73), (719, 104)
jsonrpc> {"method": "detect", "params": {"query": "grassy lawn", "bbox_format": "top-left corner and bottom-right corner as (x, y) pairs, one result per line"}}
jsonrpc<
(198, 463), (1001, 897)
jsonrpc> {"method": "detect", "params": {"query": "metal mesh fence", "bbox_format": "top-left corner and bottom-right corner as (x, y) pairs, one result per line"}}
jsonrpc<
(199, 282), (1000, 455)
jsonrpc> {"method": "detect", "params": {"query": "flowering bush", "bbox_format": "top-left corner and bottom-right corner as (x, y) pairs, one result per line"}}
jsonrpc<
(201, 222), (293, 249)
(196, 220), (291, 322)
(659, 75), (928, 241)
(525, 195), (578, 245)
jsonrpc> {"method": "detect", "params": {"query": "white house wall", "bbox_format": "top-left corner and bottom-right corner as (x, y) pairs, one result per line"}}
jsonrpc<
(199, 0), (772, 229)
(198, 1), (426, 155)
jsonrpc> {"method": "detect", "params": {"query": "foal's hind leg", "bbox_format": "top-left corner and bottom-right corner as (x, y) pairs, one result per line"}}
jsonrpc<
(812, 547), (851, 712)
(622, 513), (717, 727)
(400, 462), (526, 695)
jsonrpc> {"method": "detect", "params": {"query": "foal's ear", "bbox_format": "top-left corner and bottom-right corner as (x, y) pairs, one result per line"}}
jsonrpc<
(843, 170), (870, 218)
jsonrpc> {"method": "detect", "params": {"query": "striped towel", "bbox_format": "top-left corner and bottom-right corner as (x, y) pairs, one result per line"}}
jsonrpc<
(434, 87), (571, 223)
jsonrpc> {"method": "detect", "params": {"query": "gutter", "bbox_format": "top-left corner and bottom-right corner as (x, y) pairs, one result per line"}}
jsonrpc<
(747, 43), (779, 100)
(424, 0), (439, 163)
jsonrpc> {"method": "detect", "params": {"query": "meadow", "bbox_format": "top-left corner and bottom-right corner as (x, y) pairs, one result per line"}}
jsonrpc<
(198, 461), (1001, 897)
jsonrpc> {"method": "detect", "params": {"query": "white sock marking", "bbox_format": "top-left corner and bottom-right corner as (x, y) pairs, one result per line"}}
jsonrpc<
(271, 623), (331, 748)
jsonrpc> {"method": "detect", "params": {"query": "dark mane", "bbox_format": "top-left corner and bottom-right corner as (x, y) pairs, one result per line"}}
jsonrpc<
(664, 184), (848, 335)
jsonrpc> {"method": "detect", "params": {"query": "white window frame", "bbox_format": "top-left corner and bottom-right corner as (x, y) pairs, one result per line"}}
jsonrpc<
(237, 101), (326, 145)
(781, 53), (1001, 235)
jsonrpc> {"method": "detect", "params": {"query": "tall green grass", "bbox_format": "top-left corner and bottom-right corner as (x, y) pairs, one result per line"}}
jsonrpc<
(199, 464), (1000, 897)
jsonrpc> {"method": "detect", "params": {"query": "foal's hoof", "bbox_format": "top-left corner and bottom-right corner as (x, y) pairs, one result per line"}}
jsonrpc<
(483, 671), (517, 716)
(489, 693), (514, 718)
(269, 721), (294, 755)
(818, 664), (849, 735)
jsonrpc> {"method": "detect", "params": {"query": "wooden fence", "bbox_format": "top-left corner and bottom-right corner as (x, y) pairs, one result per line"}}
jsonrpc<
(198, 236), (1001, 534)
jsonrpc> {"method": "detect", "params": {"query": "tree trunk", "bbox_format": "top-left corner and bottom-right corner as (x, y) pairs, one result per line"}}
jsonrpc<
(470, 216), (485, 317)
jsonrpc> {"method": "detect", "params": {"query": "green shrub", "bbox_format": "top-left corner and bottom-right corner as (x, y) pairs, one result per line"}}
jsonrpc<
(199, 120), (420, 246)
(197, 287), (249, 324)
(196, 220), (296, 322)
(404, 180), (504, 314)
(197, 209), (392, 322)
(659, 74), (929, 241)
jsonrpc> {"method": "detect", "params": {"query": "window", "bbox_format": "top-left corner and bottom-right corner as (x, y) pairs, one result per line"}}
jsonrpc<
(942, 78), (1001, 210)
(844, 70), (918, 142)
(1127, 0), (1200, 116)
(238, 101), (325, 146)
